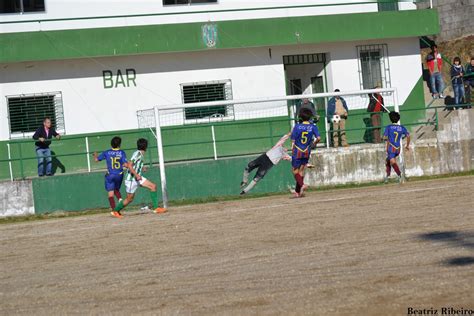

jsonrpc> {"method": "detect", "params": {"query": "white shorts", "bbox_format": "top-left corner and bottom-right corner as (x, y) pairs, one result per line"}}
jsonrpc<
(125, 176), (147, 194)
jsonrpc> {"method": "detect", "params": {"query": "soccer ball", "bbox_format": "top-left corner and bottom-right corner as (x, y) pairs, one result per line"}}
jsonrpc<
(331, 115), (341, 124)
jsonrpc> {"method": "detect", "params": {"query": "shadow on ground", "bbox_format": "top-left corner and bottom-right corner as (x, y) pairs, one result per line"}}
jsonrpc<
(417, 231), (474, 267)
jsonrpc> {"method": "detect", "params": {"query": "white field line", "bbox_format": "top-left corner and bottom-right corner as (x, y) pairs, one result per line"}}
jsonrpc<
(229, 196), (351, 213)
(228, 184), (458, 213)
(399, 185), (456, 193)
(0, 184), (460, 241)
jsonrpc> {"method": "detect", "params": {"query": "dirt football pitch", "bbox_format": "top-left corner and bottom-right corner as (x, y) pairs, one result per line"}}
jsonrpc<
(1, 176), (473, 315)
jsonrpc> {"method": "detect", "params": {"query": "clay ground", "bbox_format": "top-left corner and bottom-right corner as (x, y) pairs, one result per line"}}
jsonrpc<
(1, 176), (473, 315)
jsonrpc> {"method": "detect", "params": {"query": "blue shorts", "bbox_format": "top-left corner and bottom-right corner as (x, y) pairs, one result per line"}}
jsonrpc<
(387, 151), (400, 160)
(105, 173), (123, 192)
(292, 157), (309, 169)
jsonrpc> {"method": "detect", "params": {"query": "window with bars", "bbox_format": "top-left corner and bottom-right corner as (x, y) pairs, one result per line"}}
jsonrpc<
(1, 0), (45, 13)
(7, 92), (65, 138)
(357, 44), (391, 90)
(163, 0), (217, 5)
(181, 80), (233, 121)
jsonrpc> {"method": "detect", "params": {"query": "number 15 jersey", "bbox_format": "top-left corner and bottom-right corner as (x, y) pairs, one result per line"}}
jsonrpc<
(98, 148), (127, 175)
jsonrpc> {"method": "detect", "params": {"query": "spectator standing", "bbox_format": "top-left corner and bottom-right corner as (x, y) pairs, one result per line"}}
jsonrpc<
(464, 57), (474, 105)
(296, 98), (316, 120)
(450, 57), (465, 108)
(426, 45), (445, 99)
(32, 117), (61, 177)
(367, 87), (386, 143)
(327, 89), (349, 148)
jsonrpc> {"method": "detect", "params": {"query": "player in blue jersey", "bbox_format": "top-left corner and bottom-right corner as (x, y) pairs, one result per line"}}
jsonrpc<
(383, 112), (410, 183)
(291, 108), (321, 197)
(93, 136), (128, 211)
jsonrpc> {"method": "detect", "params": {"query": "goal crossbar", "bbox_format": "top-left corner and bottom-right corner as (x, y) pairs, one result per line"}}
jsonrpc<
(152, 88), (397, 111)
(146, 87), (400, 209)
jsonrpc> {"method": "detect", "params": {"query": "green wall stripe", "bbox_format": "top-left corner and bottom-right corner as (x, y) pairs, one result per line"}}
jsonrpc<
(32, 155), (295, 214)
(0, 9), (439, 63)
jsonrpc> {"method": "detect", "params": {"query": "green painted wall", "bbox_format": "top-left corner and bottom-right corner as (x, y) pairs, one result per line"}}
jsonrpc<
(32, 154), (295, 214)
(0, 10), (439, 63)
(395, 76), (427, 126)
(0, 129), (155, 180)
(0, 117), (291, 180)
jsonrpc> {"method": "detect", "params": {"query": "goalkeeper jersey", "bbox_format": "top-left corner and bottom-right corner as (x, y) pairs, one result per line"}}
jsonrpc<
(265, 134), (291, 165)
(126, 150), (145, 181)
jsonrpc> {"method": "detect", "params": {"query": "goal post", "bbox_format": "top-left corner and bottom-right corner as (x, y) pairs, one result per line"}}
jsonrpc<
(154, 106), (169, 209)
(138, 88), (402, 207)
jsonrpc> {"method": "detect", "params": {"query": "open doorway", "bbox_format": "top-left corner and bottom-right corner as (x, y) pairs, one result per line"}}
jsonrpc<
(284, 53), (328, 110)
(284, 53), (329, 143)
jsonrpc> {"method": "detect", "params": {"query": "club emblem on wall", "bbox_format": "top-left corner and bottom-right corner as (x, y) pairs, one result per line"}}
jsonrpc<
(202, 24), (218, 48)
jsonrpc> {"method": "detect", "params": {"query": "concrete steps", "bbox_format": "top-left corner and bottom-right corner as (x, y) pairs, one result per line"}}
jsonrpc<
(411, 81), (455, 142)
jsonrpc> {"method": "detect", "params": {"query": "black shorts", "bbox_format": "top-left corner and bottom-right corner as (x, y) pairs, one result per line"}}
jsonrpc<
(247, 154), (274, 180)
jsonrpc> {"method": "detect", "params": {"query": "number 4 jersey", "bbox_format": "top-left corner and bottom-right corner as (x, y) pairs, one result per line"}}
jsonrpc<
(98, 148), (128, 175)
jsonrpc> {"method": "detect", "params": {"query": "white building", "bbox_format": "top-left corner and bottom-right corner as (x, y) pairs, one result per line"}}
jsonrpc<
(0, 0), (439, 143)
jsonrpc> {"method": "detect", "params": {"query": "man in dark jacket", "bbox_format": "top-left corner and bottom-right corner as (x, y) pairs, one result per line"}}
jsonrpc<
(450, 57), (465, 107)
(32, 118), (61, 176)
(296, 98), (316, 119)
(464, 57), (474, 105)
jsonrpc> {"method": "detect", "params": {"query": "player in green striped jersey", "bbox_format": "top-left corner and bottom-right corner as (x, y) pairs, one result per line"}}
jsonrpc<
(113, 138), (166, 217)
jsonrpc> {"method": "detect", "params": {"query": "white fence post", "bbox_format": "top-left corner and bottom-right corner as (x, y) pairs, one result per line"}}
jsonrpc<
(7, 143), (13, 181)
(211, 125), (218, 160)
(85, 137), (91, 172)
(154, 106), (169, 209)
(324, 103), (330, 148)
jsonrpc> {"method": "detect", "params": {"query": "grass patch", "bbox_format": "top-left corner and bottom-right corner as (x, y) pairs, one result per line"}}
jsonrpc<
(1, 170), (473, 225)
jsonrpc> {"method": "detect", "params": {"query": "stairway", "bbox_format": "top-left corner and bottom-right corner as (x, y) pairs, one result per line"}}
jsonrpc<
(412, 107), (474, 142)
(411, 80), (454, 142)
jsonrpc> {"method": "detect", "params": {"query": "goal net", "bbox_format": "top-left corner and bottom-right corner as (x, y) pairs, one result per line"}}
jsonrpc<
(137, 88), (399, 207)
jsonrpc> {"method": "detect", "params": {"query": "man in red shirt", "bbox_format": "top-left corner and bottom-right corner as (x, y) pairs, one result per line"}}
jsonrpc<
(426, 45), (446, 99)
(367, 87), (386, 143)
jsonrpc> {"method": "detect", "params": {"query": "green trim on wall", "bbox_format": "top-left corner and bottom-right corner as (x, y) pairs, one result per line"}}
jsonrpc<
(32, 155), (295, 214)
(0, 9), (439, 63)
(0, 117), (291, 181)
(398, 76), (427, 124)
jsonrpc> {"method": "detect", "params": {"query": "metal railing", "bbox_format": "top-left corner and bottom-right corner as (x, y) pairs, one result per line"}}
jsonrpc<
(0, 104), (458, 182)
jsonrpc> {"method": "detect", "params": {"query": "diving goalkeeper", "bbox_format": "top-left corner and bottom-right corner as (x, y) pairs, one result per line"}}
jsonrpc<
(240, 133), (292, 195)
